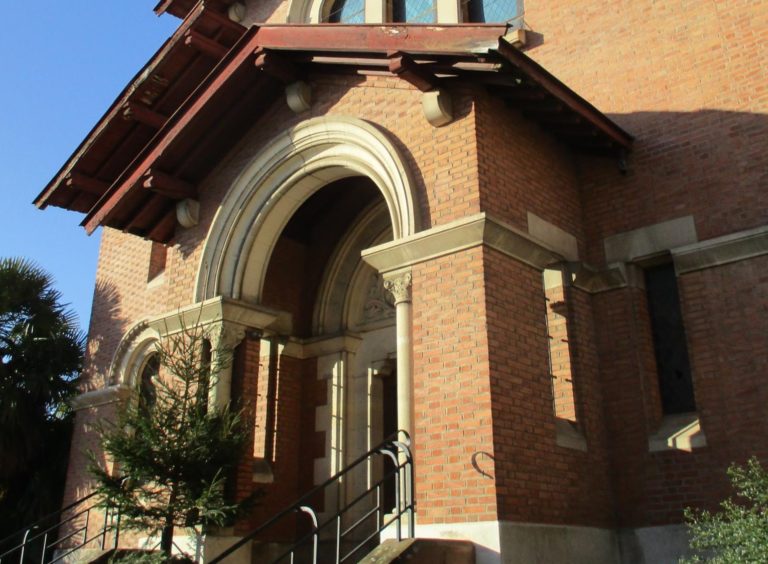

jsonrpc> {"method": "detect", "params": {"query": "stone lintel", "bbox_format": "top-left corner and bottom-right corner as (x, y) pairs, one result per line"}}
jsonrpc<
(673, 224), (768, 274)
(361, 212), (564, 275)
(527, 212), (579, 261)
(280, 332), (364, 359)
(70, 385), (132, 411)
(146, 296), (284, 337)
(603, 216), (697, 264)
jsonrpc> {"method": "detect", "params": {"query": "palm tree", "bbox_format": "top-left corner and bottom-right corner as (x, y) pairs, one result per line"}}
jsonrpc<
(0, 257), (84, 539)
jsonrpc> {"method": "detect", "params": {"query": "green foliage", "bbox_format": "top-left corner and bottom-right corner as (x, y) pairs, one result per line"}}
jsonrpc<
(0, 257), (83, 539)
(91, 323), (254, 559)
(683, 457), (768, 563)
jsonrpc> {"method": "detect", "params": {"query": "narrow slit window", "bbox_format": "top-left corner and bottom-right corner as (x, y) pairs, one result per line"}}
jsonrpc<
(644, 263), (696, 414)
(543, 267), (577, 423)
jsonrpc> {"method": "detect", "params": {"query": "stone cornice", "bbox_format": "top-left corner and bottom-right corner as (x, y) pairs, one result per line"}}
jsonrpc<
(147, 296), (286, 336)
(70, 385), (132, 411)
(673, 225), (768, 274)
(361, 212), (564, 275)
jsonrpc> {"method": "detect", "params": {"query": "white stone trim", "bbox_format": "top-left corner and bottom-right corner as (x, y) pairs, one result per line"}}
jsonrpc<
(108, 321), (161, 388)
(648, 413), (707, 452)
(146, 296), (282, 337)
(673, 224), (768, 274)
(555, 418), (587, 452)
(527, 212), (579, 261)
(70, 385), (132, 411)
(603, 216), (698, 264)
(196, 116), (419, 304)
(401, 520), (620, 564)
(314, 200), (392, 335)
(422, 89), (453, 127)
(361, 212), (563, 274)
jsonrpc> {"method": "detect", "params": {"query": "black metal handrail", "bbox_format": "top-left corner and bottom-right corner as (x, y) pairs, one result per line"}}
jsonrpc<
(0, 491), (121, 564)
(210, 430), (415, 563)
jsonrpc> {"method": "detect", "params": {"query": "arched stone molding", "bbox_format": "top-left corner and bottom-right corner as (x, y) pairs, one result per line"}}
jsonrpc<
(286, 0), (325, 22)
(108, 321), (161, 388)
(313, 200), (393, 335)
(195, 116), (420, 304)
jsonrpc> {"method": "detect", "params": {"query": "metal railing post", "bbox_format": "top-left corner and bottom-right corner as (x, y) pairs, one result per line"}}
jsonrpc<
(18, 528), (34, 564)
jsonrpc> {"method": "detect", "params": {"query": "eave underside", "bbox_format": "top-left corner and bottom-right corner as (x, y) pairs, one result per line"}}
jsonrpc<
(35, 18), (633, 244)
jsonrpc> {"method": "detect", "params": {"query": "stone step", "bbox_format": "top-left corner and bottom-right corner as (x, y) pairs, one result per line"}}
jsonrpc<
(359, 538), (475, 564)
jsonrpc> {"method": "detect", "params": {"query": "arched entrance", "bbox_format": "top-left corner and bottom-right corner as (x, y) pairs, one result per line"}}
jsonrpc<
(195, 116), (418, 515)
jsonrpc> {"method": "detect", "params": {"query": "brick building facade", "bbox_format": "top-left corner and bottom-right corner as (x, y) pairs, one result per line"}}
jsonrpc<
(35, 0), (767, 562)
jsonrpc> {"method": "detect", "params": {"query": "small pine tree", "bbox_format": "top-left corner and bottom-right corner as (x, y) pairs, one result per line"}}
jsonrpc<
(90, 323), (254, 561)
(683, 457), (768, 563)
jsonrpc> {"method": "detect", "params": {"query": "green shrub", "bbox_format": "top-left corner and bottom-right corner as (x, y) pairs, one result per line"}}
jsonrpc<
(683, 457), (768, 563)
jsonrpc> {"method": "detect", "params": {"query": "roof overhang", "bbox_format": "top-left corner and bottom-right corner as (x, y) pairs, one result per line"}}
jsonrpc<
(35, 18), (633, 244)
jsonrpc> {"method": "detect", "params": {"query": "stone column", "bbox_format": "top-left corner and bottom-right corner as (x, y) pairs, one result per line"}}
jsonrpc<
(383, 270), (414, 442)
(207, 322), (248, 411)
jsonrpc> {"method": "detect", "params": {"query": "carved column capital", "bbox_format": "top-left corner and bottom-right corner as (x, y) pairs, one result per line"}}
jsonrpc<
(383, 271), (412, 305)
(208, 321), (247, 352)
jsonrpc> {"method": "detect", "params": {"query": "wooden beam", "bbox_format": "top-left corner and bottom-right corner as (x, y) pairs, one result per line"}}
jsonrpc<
(124, 193), (167, 233)
(184, 30), (228, 59)
(547, 123), (599, 138)
(253, 48), (299, 83)
(142, 169), (196, 199)
(512, 100), (564, 113)
(122, 102), (168, 129)
(253, 24), (507, 55)
(65, 172), (109, 195)
(388, 51), (438, 92)
(524, 111), (583, 125)
(493, 84), (549, 101)
(147, 208), (178, 243)
(82, 26), (262, 234)
(495, 39), (633, 149)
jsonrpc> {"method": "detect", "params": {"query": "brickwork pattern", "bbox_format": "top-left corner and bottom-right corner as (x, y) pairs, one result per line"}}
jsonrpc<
(483, 248), (614, 527)
(412, 248), (498, 524)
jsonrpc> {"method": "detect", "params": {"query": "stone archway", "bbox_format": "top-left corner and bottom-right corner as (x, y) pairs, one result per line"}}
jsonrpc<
(195, 116), (419, 305)
(194, 116), (419, 499)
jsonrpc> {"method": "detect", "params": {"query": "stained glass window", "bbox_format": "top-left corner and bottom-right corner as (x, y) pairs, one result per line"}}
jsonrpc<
(392, 0), (437, 23)
(326, 0), (365, 23)
(465, 0), (520, 22)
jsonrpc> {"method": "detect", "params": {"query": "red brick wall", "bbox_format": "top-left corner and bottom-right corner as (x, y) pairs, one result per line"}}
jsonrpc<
(412, 248), (498, 524)
(483, 248), (614, 527)
(523, 0), (768, 256)
(474, 92), (584, 245)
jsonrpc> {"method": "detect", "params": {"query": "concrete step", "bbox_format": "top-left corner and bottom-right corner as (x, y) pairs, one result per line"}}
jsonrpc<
(359, 538), (475, 563)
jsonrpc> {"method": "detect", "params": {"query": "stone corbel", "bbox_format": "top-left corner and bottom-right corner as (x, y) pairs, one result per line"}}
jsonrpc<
(422, 89), (453, 127)
(70, 385), (133, 411)
(286, 81), (312, 114)
(176, 198), (200, 228)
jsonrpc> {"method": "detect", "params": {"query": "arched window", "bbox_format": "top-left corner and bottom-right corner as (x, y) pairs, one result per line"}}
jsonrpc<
(139, 353), (159, 412)
(463, 0), (520, 22)
(392, 0), (436, 23)
(325, 0), (365, 22)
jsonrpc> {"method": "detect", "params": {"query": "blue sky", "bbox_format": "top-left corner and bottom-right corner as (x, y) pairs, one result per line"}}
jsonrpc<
(0, 3), (178, 331)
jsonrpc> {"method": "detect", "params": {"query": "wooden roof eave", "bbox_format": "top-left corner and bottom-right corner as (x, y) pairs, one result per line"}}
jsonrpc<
(33, 2), (245, 211)
(58, 24), (632, 242)
(81, 26), (263, 235)
(493, 38), (633, 152)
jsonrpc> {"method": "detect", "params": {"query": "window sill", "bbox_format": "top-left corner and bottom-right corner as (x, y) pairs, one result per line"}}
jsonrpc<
(648, 413), (707, 453)
(555, 418), (587, 452)
(252, 458), (274, 483)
